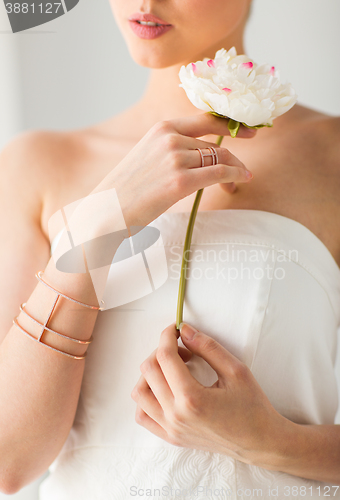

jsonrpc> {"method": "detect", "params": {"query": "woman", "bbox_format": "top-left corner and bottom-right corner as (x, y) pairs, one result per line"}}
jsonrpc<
(0, 0), (339, 498)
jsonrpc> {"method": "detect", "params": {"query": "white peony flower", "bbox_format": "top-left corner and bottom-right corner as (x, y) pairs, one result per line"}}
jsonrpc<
(178, 47), (297, 136)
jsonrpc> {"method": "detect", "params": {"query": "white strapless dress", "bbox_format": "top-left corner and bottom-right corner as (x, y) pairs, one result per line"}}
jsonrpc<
(40, 209), (340, 500)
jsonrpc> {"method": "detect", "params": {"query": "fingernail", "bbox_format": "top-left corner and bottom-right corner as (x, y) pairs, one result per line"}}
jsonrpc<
(245, 170), (253, 179)
(179, 322), (198, 340)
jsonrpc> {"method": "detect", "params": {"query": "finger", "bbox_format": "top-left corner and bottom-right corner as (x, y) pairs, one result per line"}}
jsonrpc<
(179, 323), (244, 378)
(178, 346), (192, 363)
(185, 146), (246, 170)
(135, 405), (168, 441)
(156, 323), (201, 396)
(139, 346), (191, 363)
(169, 138), (253, 186)
(170, 113), (257, 140)
(139, 353), (174, 410)
(183, 160), (252, 193)
(165, 135), (252, 177)
(131, 375), (166, 426)
(220, 182), (237, 194)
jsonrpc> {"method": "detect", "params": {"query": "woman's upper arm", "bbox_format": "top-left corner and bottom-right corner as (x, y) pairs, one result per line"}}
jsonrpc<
(0, 132), (53, 341)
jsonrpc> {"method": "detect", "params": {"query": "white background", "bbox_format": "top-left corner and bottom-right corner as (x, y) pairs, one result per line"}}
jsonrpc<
(0, 0), (339, 498)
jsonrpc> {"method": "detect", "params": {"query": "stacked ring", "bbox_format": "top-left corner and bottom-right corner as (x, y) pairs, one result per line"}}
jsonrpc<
(195, 146), (218, 167)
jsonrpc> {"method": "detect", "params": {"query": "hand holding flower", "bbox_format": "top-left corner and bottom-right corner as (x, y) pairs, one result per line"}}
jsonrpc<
(131, 323), (289, 467)
(93, 113), (254, 232)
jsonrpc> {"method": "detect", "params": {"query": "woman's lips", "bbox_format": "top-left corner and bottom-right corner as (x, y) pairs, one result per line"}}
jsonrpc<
(128, 20), (173, 39)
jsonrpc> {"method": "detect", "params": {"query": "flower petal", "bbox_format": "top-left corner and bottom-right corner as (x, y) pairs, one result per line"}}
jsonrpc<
(178, 47), (297, 127)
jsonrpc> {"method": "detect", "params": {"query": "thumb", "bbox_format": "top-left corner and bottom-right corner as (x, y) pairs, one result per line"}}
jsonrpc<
(179, 322), (242, 377)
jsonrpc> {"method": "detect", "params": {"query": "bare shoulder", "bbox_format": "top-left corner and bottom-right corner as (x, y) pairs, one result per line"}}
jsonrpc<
(311, 113), (340, 168)
(0, 128), (82, 256)
(323, 115), (340, 155)
(0, 127), (100, 174)
(0, 129), (80, 204)
(0, 127), (116, 231)
(286, 105), (340, 166)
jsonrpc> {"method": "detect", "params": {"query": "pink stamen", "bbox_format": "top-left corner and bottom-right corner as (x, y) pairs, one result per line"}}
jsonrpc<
(241, 62), (253, 70)
(222, 88), (232, 94)
(270, 66), (275, 76)
(191, 63), (197, 73)
(207, 59), (215, 68)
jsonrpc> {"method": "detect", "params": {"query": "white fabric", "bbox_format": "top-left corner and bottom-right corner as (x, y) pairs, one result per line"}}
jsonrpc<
(40, 209), (340, 500)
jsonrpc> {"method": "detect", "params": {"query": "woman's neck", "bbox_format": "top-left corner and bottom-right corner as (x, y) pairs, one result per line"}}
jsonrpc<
(135, 65), (203, 121)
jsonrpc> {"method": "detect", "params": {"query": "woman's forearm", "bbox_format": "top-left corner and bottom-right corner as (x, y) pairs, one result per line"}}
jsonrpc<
(0, 254), (117, 494)
(257, 416), (340, 485)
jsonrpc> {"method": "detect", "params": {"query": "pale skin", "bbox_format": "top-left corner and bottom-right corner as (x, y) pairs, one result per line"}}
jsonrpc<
(0, 0), (339, 493)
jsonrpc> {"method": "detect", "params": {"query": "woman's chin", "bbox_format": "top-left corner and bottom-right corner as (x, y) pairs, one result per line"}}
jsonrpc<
(131, 54), (176, 69)
(126, 43), (182, 69)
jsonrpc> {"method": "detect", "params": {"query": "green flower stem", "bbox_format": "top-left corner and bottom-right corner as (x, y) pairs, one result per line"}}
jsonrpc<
(228, 119), (240, 138)
(175, 134), (224, 330)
